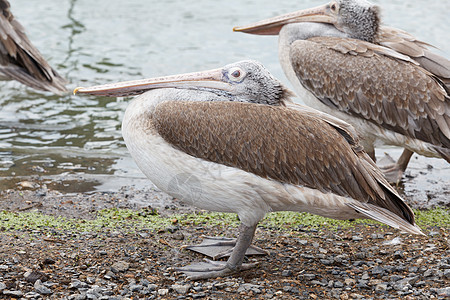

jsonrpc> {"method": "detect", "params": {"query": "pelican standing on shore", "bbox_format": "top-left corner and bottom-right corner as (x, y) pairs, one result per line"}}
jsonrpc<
(0, 0), (67, 93)
(234, 0), (450, 183)
(75, 60), (422, 280)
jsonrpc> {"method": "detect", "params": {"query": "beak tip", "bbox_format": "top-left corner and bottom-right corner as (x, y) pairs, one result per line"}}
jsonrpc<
(73, 87), (82, 95)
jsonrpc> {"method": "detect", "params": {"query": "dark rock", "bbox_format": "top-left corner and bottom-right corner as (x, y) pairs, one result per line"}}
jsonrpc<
(371, 266), (385, 276)
(393, 250), (404, 259)
(24, 270), (49, 283)
(281, 269), (292, 276)
(111, 261), (129, 273)
(42, 258), (56, 265)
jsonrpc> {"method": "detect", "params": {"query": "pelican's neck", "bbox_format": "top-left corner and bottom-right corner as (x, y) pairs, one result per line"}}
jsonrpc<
(279, 23), (348, 46)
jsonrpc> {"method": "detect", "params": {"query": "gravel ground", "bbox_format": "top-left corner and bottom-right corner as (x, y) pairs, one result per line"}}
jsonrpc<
(0, 187), (449, 299)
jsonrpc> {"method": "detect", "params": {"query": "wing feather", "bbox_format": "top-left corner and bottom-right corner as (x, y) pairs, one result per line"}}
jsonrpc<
(290, 37), (450, 149)
(0, 0), (67, 93)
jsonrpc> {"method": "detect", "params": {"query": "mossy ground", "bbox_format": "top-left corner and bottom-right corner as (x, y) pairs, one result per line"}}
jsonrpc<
(1, 207), (448, 235)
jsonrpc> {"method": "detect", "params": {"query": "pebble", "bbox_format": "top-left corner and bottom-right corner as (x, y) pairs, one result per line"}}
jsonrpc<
(172, 284), (191, 294)
(0, 265), (8, 271)
(158, 288), (169, 296)
(237, 283), (262, 293)
(34, 279), (52, 295)
(111, 261), (130, 273)
(375, 283), (388, 293)
(3, 290), (24, 297)
(0, 282), (5, 291)
(24, 270), (49, 283)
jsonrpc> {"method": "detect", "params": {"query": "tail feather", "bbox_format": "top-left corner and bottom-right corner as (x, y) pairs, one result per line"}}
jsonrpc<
(434, 146), (450, 163)
(346, 202), (424, 236)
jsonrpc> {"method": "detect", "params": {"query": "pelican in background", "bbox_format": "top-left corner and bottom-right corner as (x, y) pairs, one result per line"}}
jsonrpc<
(234, 0), (450, 183)
(0, 0), (67, 94)
(75, 60), (422, 280)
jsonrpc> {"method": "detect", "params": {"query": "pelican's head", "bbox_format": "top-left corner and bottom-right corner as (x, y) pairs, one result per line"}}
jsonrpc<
(234, 0), (380, 43)
(74, 60), (293, 106)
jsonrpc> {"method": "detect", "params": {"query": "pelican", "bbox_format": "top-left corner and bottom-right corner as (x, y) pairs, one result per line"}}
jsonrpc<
(0, 0), (67, 94)
(75, 60), (422, 280)
(234, 0), (450, 183)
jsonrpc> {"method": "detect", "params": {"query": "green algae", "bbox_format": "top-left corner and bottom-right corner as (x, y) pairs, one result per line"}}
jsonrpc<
(0, 207), (448, 235)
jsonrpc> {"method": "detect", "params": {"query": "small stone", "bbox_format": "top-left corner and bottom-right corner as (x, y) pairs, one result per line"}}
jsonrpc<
(298, 240), (308, 246)
(148, 284), (158, 291)
(352, 236), (363, 241)
(436, 287), (450, 297)
(0, 265), (8, 271)
(172, 284), (191, 294)
(166, 225), (178, 233)
(24, 270), (49, 283)
(172, 232), (185, 240)
(111, 261), (130, 273)
(344, 278), (355, 286)
(371, 266), (385, 275)
(282, 269), (293, 276)
(393, 250), (404, 259)
(237, 283), (262, 293)
(42, 258), (56, 265)
(375, 283), (388, 293)
(390, 275), (403, 282)
(320, 259), (334, 265)
(0, 282), (6, 291)
(158, 288), (169, 296)
(3, 290), (24, 297)
(69, 279), (89, 289)
(443, 269), (450, 279)
(334, 281), (344, 288)
(303, 274), (316, 281)
(129, 284), (143, 292)
(34, 279), (52, 295)
(24, 291), (42, 298)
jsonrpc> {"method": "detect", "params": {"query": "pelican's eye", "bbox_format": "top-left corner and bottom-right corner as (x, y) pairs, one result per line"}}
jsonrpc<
(228, 67), (246, 82)
(330, 2), (339, 13)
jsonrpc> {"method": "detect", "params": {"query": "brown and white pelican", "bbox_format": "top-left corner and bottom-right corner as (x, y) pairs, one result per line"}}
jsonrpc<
(75, 60), (422, 280)
(234, 0), (450, 183)
(0, 0), (67, 94)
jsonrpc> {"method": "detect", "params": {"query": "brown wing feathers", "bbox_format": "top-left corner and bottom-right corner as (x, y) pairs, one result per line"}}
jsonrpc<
(152, 100), (413, 224)
(0, 0), (67, 93)
(290, 37), (450, 150)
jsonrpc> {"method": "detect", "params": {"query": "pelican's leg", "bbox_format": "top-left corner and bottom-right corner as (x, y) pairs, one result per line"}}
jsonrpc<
(379, 148), (414, 184)
(177, 223), (260, 280)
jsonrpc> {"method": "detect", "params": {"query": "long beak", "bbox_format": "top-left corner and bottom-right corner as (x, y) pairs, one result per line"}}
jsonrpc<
(233, 3), (334, 35)
(74, 68), (229, 97)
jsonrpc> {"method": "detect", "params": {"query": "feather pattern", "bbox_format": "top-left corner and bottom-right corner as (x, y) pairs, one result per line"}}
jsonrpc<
(0, 0), (67, 93)
(290, 37), (450, 153)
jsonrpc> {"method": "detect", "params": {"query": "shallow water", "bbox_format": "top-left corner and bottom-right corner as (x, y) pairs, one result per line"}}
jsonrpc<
(0, 0), (449, 204)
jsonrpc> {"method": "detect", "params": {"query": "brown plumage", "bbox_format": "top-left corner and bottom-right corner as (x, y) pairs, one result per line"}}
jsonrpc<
(377, 26), (450, 91)
(153, 100), (414, 224)
(0, 0), (67, 93)
(290, 37), (450, 157)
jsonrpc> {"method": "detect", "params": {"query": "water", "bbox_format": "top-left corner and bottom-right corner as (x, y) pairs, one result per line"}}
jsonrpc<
(0, 0), (449, 195)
